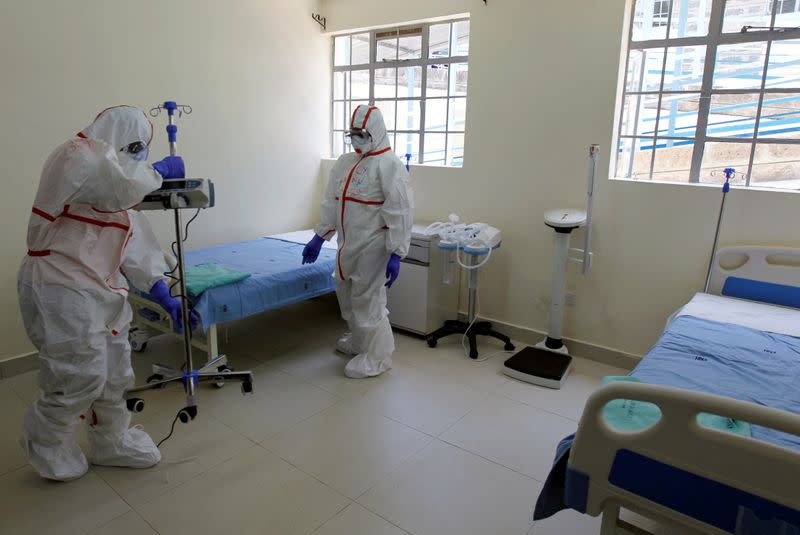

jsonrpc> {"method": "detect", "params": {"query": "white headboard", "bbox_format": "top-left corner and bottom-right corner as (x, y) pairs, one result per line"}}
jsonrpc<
(708, 246), (800, 308)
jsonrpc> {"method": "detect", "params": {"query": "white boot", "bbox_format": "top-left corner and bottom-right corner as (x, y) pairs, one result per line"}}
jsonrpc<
(88, 403), (161, 469)
(345, 353), (392, 379)
(336, 332), (360, 356)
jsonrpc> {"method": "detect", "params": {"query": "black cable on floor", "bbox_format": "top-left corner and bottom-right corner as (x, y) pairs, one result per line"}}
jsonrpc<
(157, 410), (182, 448)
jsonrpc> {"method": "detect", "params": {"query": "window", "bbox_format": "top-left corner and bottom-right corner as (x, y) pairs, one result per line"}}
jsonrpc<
(777, 0), (797, 14)
(615, 0), (800, 188)
(654, 0), (671, 26)
(331, 18), (470, 167)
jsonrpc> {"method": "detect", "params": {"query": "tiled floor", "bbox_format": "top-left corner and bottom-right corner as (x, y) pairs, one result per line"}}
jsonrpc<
(0, 296), (638, 535)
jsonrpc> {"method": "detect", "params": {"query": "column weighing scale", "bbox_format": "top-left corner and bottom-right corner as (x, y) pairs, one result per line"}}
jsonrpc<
(503, 145), (599, 389)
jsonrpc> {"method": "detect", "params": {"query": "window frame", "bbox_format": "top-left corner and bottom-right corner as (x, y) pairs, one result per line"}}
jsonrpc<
(330, 18), (470, 166)
(614, 0), (800, 186)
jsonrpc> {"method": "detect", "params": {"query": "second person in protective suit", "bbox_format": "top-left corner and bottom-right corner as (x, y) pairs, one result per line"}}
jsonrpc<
(303, 105), (413, 379)
(18, 105), (189, 481)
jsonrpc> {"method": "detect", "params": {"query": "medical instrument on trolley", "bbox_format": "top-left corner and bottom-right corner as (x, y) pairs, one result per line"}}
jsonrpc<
(423, 215), (514, 360)
(139, 178), (215, 210)
(503, 144), (600, 389)
(125, 101), (254, 432)
(704, 167), (736, 293)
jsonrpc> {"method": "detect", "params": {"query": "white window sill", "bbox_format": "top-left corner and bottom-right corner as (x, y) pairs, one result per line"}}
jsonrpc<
(610, 176), (800, 194)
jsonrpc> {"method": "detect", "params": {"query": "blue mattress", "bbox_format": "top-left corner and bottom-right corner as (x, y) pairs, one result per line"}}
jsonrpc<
(184, 237), (337, 329)
(633, 315), (800, 450)
(534, 314), (800, 520)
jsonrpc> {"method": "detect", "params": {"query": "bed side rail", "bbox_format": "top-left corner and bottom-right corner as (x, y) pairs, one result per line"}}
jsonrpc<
(567, 382), (800, 533)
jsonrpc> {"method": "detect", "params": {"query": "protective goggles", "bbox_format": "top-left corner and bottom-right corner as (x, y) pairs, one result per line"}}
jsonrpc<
(344, 128), (371, 143)
(120, 141), (149, 161)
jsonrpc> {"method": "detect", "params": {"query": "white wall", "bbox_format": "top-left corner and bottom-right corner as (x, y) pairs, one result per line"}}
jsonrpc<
(0, 0), (330, 359)
(321, 0), (800, 357)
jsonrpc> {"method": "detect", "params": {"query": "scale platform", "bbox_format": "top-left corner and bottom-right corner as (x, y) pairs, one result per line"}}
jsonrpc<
(503, 346), (573, 389)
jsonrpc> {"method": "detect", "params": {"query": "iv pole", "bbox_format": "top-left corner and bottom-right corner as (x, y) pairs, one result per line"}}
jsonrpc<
(125, 101), (253, 424)
(704, 167), (735, 293)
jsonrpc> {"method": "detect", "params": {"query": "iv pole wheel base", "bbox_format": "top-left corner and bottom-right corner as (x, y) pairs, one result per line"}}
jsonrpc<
(502, 346), (573, 390)
(426, 338), (438, 348)
(241, 381), (253, 395)
(126, 398), (145, 413)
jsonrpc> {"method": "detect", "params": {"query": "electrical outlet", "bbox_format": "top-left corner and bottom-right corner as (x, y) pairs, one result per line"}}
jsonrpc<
(565, 293), (576, 306)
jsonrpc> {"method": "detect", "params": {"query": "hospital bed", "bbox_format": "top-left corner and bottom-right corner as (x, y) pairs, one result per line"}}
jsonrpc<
(128, 230), (337, 369)
(534, 246), (800, 535)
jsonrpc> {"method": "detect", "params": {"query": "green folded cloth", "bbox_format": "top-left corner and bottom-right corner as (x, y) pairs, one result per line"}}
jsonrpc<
(601, 376), (751, 437)
(184, 263), (251, 297)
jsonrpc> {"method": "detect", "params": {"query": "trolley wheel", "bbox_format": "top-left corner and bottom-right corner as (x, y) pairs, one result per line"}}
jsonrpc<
(241, 381), (253, 395)
(427, 338), (438, 348)
(504, 342), (516, 351)
(215, 365), (232, 389)
(126, 397), (145, 413)
(469, 348), (479, 360)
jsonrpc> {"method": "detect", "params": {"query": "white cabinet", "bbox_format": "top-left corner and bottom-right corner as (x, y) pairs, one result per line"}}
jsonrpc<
(387, 224), (459, 336)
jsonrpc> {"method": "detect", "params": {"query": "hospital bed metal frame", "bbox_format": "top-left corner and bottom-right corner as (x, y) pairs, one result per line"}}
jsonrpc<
(128, 293), (220, 364)
(561, 245), (800, 534)
(571, 382), (800, 535)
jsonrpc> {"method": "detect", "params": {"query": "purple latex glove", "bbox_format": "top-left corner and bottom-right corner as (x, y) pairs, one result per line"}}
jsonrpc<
(302, 234), (325, 265)
(385, 253), (401, 288)
(149, 280), (199, 333)
(152, 156), (185, 179)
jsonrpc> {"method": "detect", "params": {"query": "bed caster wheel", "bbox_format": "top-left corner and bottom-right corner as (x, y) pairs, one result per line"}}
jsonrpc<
(147, 373), (165, 387)
(129, 328), (149, 353)
(178, 406), (198, 424)
(504, 342), (515, 351)
(126, 398), (145, 413)
(427, 338), (437, 348)
(241, 381), (253, 395)
(214, 365), (233, 388)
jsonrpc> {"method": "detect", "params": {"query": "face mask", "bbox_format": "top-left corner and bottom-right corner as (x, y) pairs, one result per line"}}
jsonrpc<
(350, 136), (372, 154)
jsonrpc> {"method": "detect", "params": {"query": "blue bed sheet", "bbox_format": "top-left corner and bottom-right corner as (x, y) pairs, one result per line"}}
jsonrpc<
(184, 237), (337, 329)
(534, 315), (800, 520)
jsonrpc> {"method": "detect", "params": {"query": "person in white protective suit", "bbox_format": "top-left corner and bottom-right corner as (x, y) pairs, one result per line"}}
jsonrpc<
(18, 105), (188, 481)
(302, 105), (413, 378)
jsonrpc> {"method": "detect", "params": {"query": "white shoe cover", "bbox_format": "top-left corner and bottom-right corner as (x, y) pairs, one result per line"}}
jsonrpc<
(89, 426), (161, 469)
(336, 332), (360, 356)
(20, 436), (88, 481)
(344, 353), (392, 379)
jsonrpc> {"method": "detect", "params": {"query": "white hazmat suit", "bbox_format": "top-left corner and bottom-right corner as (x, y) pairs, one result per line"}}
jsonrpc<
(18, 106), (166, 481)
(315, 105), (413, 378)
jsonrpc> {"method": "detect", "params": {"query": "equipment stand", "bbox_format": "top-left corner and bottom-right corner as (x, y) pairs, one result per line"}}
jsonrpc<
(426, 252), (515, 359)
(125, 101), (253, 424)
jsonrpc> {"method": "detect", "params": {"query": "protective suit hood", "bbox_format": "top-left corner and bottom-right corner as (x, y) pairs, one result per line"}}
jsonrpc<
(350, 105), (391, 155)
(80, 106), (154, 153)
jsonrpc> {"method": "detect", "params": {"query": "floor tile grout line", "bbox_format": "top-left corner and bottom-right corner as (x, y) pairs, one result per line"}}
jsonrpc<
(343, 501), (416, 535)
(307, 499), (355, 535)
(433, 391), (494, 439)
(96, 413), (259, 512)
(436, 434), (547, 484)
(492, 390), (583, 423)
(352, 434), (438, 506)
(250, 440), (357, 505)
